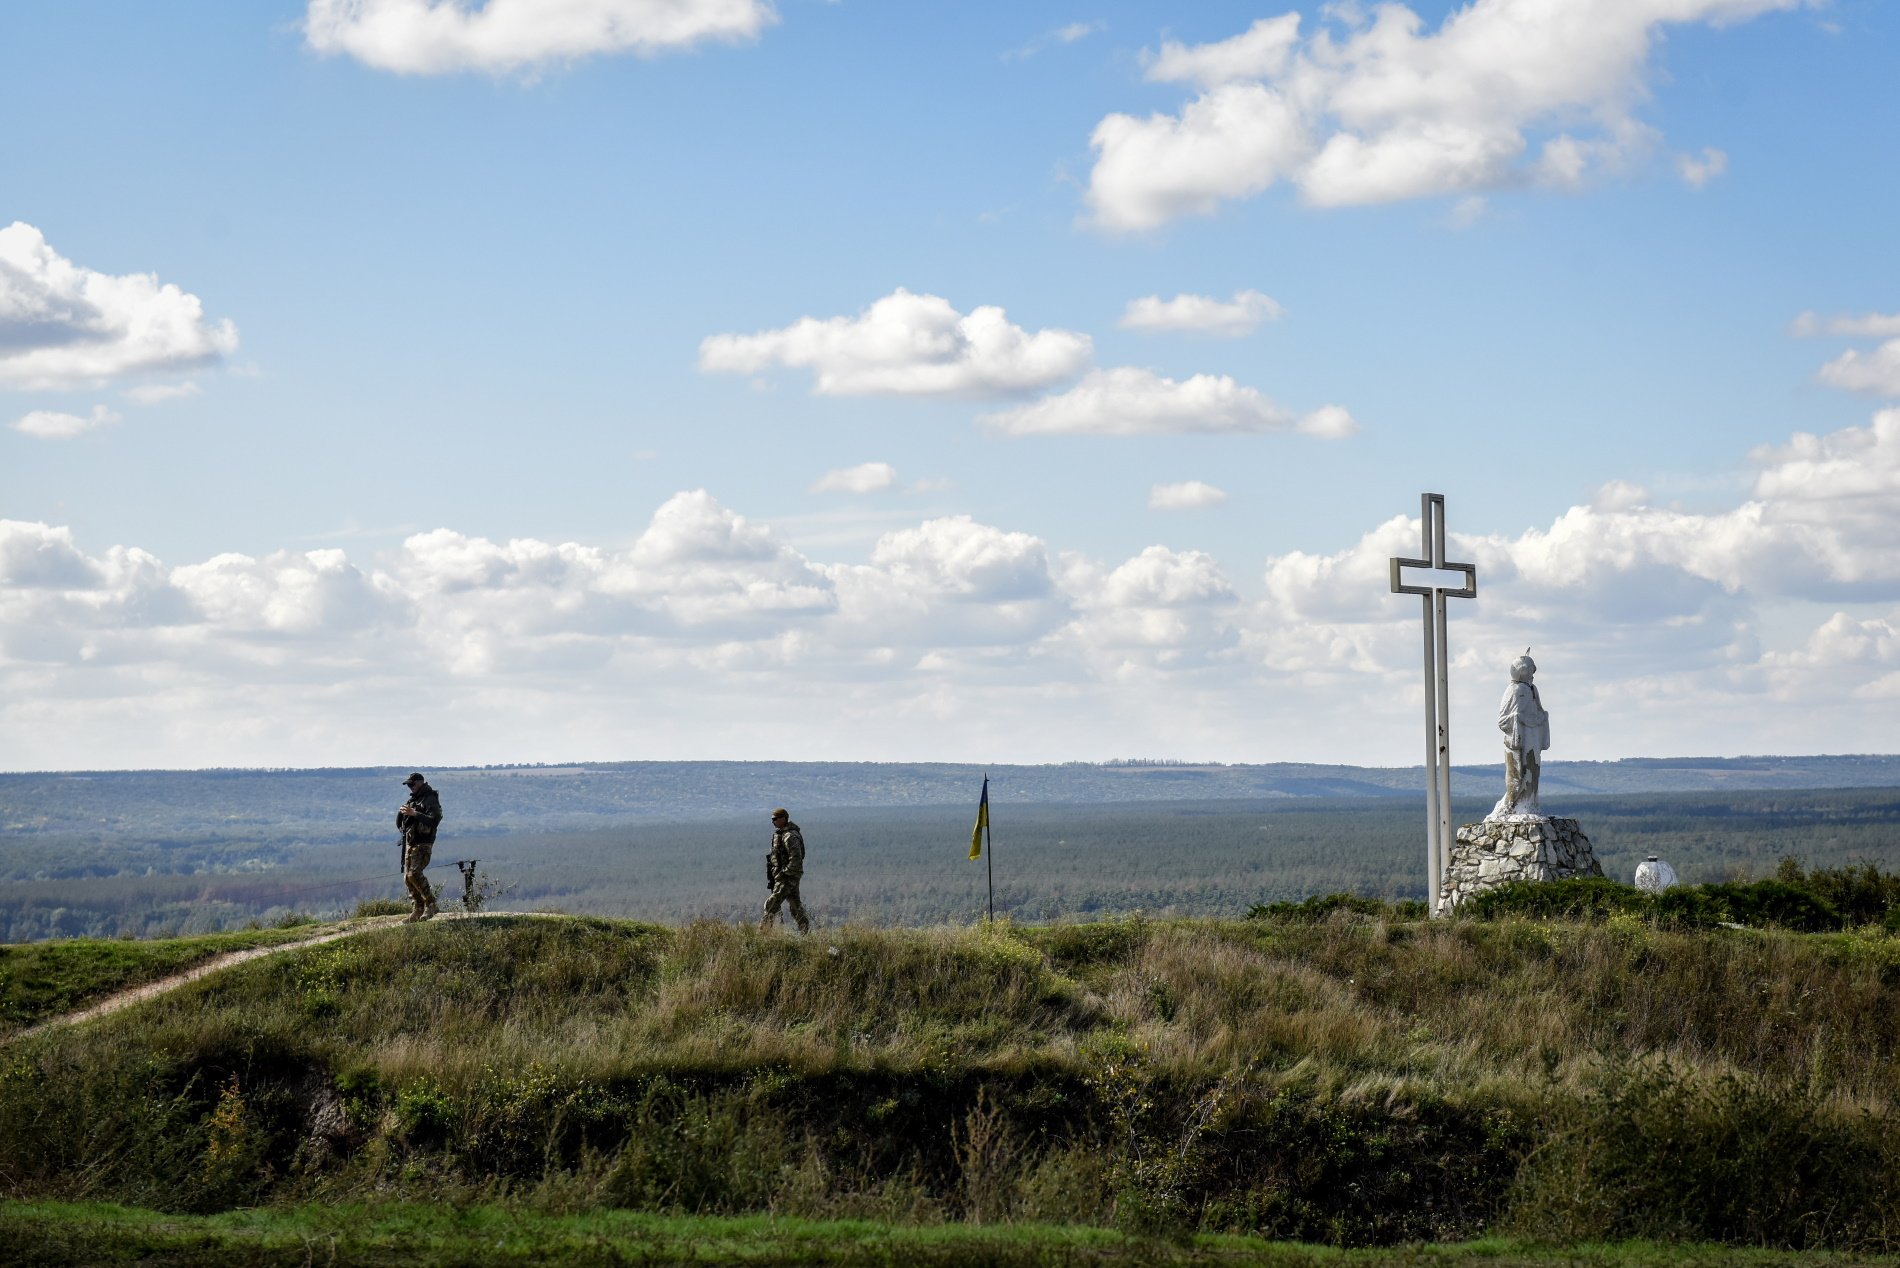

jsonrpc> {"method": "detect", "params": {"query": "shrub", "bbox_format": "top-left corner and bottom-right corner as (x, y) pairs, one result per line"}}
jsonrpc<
(1471, 871), (1874, 932)
(1247, 893), (1423, 922)
(1775, 858), (1900, 927)
(352, 898), (409, 918)
(1510, 1062), (1900, 1250)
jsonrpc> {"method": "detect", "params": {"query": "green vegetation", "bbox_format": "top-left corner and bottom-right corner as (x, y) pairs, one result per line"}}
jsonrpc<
(8, 788), (1900, 940)
(0, 925), (322, 1039)
(2, 1202), (1892, 1268)
(3, 912), (1897, 1254)
(1470, 860), (1900, 931)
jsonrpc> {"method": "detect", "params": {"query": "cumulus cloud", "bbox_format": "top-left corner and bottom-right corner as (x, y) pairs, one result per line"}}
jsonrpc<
(0, 223), (238, 389)
(982, 367), (1356, 438)
(1119, 289), (1284, 336)
(1676, 146), (1729, 188)
(11, 405), (119, 439)
(302, 0), (776, 74)
(699, 289), (1092, 397)
(1793, 309), (1900, 397)
(811, 462), (898, 494)
(1085, 2), (1800, 230)
(1149, 480), (1227, 510)
(16, 404), (1900, 767)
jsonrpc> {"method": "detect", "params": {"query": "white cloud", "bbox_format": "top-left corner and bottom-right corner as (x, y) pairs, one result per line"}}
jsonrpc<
(11, 405), (119, 439)
(1795, 309), (1900, 397)
(811, 462), (898, 494)
(302, 0), (776, 75)
(1085, 2), (1800, 230)
(1119, 289), (1284, 336)
(0, 223), (238, 389)
(1676, 146), (1729, 188)
(1793, 311), (1900, 339)
(16, 405), (1900, 767)
(1149, 480), (1227, 510)
(1004, 19), (1106, 61)
(699, 288), (1093, 397)
(124, 380), (202, 404)
(981, 367), (1357, 437)
(1144, 14), (1302, 88)
(1818, 344), (1900, 398)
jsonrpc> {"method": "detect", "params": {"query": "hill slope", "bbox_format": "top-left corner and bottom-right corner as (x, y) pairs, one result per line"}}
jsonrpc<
(3, 912), (1898, 1251)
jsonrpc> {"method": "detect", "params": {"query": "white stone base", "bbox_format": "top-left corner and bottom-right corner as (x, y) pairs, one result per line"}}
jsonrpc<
(1438, 816), (1603, 912)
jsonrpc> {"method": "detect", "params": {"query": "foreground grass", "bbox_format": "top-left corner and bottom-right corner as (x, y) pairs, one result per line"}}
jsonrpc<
(0, 924), (324, 1038)
(4, 913), (1898, 1249)
(2, 1202), (1891, 1268)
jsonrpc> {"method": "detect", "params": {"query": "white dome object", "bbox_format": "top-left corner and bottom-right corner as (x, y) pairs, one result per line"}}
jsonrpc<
(1634, 856), (1678, 893)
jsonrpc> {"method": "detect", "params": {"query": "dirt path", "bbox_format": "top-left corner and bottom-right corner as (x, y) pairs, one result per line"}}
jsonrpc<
(12, 910), (558, 1041)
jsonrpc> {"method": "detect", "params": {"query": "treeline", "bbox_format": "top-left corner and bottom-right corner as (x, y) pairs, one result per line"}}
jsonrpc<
(9, 754), (1900, 843)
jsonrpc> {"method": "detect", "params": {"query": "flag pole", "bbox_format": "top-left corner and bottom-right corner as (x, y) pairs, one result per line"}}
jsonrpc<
(985, 772), (994, 924)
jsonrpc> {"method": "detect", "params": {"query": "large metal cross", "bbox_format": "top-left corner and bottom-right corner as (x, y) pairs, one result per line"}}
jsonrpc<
(1388, 493), (1476, 914)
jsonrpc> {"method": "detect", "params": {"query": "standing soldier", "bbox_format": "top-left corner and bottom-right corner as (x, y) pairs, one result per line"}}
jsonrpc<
(760, 807), (811, 934)
(397, 772), (442, 923)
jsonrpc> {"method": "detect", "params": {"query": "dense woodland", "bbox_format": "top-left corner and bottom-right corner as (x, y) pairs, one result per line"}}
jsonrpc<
(5, 789), (1900, 941)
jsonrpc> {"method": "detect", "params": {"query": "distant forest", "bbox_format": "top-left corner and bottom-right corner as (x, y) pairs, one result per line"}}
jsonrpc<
(5, 787), (1900, 941)
(5, 753), (1900, 841)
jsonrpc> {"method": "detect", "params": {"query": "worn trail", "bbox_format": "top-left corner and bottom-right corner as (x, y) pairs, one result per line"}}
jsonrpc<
(12, 910), (559, 1041)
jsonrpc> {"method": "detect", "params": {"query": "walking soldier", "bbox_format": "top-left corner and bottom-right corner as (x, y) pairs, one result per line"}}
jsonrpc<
(760, 807), (811, 934)
(397, 772), (442, 922)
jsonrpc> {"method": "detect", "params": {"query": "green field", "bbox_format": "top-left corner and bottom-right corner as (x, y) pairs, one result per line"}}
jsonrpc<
(3, 1202), (1894, 1267)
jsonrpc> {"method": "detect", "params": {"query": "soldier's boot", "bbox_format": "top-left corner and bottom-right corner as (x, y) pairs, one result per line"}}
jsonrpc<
(421, 896), (438, 921)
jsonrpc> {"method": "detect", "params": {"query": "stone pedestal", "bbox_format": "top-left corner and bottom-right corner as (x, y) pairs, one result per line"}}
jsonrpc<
(1438, 816), (1602, 912)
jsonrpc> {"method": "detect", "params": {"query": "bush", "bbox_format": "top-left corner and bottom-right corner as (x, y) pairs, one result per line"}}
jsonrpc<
(352, 898), (409, 918)
(1247, 893), (1424, 922)
(1470, 868), (1889, 933)
(1468, 877), (1646, 923)
(1774, 858), (1900, 927)
(1510, 1062), (1900, 1250)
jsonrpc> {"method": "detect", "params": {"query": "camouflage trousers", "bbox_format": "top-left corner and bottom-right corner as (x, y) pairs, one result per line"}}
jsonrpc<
(402, 837), (436, 918)
(761, 876), (810, 933)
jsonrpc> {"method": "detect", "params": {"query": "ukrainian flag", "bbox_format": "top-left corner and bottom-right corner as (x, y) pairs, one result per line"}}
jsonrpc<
(969, 776), (989, 860)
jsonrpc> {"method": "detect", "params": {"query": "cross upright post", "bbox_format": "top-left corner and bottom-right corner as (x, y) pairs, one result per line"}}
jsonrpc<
(1388, 494), (1477, 915)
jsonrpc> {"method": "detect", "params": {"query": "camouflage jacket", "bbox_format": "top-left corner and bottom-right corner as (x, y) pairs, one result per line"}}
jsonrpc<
(766, 822), (804, 887)
(401, 784), (443, 844)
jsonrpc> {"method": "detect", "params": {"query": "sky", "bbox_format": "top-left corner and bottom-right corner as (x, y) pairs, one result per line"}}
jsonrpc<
(2, 0), (1898, 772)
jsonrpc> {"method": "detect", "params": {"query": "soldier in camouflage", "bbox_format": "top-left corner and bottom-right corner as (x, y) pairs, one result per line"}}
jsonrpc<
(760, 807), (811, 933)
(397, 772), (442, 923)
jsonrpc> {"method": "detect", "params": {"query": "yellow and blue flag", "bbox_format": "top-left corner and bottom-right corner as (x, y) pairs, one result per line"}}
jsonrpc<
(969, 776), (988, 860)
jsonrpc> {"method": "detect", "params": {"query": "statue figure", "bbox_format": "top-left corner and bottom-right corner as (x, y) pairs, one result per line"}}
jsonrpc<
(1491, 651), (1549, 818)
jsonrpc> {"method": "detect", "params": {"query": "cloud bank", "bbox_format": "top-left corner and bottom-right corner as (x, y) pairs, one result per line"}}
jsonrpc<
(8, 409), (1900, 768)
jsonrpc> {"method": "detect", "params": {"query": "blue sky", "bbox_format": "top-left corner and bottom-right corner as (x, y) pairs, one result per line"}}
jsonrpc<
(3, 0), (1898, 771)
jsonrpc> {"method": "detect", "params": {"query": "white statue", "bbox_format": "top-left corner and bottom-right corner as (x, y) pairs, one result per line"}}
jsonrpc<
(1490, 650), (1549, 818)
(1634, 855), (1678, 893)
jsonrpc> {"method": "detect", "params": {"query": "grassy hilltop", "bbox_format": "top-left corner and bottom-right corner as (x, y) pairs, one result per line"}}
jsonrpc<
(4, 896), (1900, 1263)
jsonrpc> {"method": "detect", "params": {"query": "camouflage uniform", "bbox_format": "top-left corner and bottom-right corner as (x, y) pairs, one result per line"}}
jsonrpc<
(761, 819), (811, 933)
(399, 778), (442, 922)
